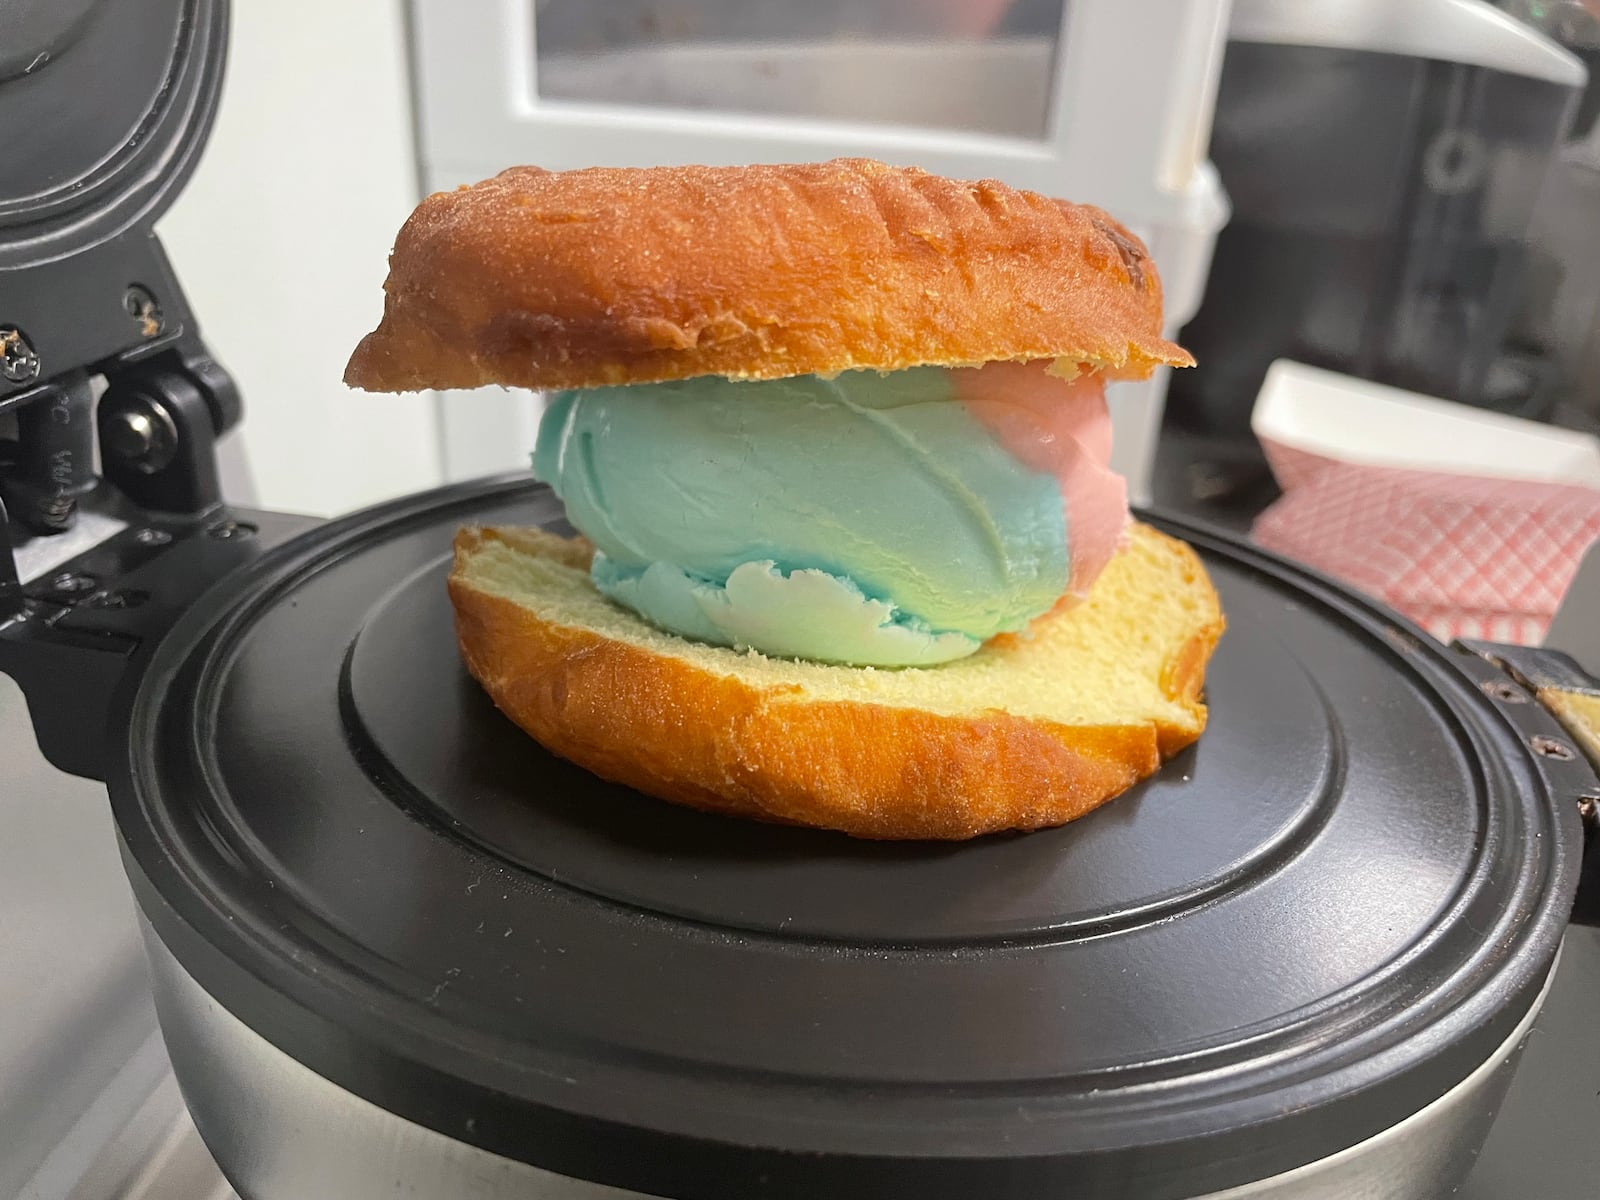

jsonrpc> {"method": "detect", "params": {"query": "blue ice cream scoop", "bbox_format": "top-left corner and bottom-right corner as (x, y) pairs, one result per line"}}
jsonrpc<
(532, 368), (1071, 667)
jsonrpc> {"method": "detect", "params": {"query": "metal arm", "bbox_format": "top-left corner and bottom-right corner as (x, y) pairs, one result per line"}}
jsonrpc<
(0, 234), (318, 780)
(1459, 639), (1600, 926)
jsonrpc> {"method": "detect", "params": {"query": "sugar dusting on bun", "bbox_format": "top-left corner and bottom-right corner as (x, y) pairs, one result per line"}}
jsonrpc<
(344, 158), (1192, 393)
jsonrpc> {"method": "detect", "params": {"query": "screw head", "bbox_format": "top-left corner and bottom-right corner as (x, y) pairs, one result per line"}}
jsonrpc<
(134, 527), (172, 546)
(1481, 679), (1528, 704)
(1, 326), (40, 383)
(108, 409), (154, 454)
(1531, 734), (1578, 761)
(103, 398), (178, 475)
(86, 589), (149, 611)
(123, 286), (165, 338)
(208, 519), (257, 540)
(50, 571), (96, 596)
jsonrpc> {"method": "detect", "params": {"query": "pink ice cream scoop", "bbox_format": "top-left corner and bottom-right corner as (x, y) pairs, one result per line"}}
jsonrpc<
(952, 360), (1130, 604)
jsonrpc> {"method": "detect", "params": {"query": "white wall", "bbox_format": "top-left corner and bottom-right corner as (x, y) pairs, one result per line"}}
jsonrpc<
(158, 0), (442, 517)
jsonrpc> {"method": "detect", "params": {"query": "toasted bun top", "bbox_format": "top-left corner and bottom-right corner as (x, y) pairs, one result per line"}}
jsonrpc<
(344, 158), (1193, 393)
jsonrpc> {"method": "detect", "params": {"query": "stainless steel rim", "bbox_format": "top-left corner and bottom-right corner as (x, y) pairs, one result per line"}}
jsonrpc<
(142, 919), (1558, 1200)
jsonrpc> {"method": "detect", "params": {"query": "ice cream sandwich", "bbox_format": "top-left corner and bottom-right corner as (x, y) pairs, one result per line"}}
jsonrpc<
(346, 158), (1223, 839)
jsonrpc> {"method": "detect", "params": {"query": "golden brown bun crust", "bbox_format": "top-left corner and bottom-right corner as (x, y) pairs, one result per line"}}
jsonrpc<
(448, 526), (1223, 841)
(346, 159), (1193, 393)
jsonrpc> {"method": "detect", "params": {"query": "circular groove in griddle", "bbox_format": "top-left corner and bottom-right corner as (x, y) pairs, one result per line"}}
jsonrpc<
(109, 476), (1577, 1200)
(343, 561), (1343, 945)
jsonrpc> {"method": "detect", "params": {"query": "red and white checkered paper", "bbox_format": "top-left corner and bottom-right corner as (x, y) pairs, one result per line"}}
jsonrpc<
(1252, 443), (1600, 645)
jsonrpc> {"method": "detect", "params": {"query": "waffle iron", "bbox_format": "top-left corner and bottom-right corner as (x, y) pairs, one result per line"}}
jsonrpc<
(4, 3), (1600, 1198)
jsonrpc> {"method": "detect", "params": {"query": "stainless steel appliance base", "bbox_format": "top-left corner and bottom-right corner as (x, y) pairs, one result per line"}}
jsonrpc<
(142, 921), (1556, 1200)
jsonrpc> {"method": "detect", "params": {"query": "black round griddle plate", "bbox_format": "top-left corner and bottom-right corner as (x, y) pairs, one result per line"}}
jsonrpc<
(111, 477), (1579, 1200)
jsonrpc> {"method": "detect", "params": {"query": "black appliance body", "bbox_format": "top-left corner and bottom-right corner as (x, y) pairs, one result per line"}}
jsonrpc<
(1171, 1), (1586, 440)
(3, 3), (1600, 1198)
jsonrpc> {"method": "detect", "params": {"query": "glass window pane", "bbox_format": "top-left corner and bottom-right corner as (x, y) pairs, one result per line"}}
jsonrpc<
(533, 0), (1067, 138)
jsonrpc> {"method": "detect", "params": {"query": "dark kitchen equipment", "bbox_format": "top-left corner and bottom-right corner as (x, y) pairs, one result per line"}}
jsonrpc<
(1499, 0), (1600, 423)
(1170, 0), (1589, 443)
(4, 3), (1600, 1198)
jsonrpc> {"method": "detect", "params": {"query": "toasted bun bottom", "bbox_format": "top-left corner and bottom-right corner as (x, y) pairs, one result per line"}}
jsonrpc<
(447, 523), (1223, 840)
